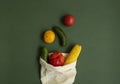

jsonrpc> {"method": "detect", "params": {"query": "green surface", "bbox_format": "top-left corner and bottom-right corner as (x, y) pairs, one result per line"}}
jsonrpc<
(0, 0), (120, 84)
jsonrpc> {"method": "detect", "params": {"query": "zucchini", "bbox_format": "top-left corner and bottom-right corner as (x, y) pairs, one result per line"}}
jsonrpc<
(41, 47), (48, 62)
(52, 26), (67, 46)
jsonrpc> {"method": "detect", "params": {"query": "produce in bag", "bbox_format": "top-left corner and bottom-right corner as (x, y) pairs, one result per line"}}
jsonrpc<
(40, 44), (82, 84)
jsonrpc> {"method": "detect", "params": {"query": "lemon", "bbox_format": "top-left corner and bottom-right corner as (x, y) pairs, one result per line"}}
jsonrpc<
(44, 30), (55, 44)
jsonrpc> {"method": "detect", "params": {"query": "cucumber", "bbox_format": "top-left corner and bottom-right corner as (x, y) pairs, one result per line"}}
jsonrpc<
(41, 47), (48, 62)
(52, 26), (67, 47)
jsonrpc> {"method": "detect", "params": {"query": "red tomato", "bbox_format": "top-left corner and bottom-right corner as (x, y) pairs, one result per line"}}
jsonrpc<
(64, 14), (74, 26)
(49, 52), (65, 66)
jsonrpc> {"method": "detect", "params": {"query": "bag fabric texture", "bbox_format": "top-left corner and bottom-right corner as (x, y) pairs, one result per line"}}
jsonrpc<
(40, 53), (77, 84)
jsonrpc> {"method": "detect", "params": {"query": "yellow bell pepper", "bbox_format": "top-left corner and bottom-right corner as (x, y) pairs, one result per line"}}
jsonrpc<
(64, 44), (82, 65)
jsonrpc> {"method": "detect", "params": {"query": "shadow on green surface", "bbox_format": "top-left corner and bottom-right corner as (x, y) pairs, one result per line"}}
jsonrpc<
(37, 46), (43, 84)
(60, 15), (66, 26)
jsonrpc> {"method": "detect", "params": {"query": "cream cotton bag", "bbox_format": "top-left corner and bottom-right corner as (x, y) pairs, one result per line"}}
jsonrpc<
(40, 53), (77, 84)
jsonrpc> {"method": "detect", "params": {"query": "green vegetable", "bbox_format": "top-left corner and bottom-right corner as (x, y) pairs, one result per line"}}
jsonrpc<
(52, 26), (67, 46)
(41, 47), (48, 62)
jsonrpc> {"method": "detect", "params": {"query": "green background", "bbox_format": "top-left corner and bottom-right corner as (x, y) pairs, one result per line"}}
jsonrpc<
(0, 0), (120, 84)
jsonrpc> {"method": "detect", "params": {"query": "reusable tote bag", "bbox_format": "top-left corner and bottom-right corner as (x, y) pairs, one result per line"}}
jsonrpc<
(40, 53), (77, 84)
